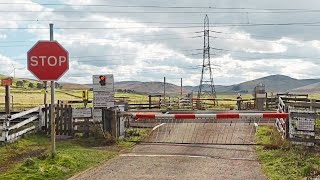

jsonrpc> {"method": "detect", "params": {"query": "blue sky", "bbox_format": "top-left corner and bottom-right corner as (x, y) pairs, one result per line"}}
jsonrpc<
(1, 0), (320, 86)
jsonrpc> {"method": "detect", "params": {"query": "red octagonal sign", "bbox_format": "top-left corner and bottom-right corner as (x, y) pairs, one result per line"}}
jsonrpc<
(27, 40), (69, 81)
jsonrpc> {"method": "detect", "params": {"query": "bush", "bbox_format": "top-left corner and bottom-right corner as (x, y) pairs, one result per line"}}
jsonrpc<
(28, 83), (34, 88)
(16, 81), (23, 87)
(36, 83), (43, 89)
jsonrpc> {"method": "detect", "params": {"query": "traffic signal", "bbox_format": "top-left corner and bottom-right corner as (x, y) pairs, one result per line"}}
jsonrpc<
(99, 75), (106, 86)
(82, 90), (88, 101)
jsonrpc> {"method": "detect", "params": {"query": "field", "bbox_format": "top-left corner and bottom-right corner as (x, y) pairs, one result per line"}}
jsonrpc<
(0, 83), (256, 111)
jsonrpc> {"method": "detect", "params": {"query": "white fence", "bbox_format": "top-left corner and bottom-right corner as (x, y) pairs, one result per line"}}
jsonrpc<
(0, 106), (42, 143)
(275, 96), (288, 139)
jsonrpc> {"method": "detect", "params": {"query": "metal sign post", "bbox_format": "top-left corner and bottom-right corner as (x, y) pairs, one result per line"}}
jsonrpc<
(27, 23), (69, 157)
(49, 23), (56, 156)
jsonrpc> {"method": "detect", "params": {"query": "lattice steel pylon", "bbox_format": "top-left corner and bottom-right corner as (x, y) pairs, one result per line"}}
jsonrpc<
(197, 14), (217, 108)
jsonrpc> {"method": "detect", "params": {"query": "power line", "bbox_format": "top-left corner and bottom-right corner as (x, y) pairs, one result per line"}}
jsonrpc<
(5, 19), (320, 26)
(0, 26), (204, 30)
(0, 36), (202, 45)
(2, 22), (320, 31)
(10, 48), (203, 61)
(2, 2), (320, 12)
(2, 10), (320, 14)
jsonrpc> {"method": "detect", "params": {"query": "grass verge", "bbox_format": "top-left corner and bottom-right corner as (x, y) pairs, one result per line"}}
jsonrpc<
(256, 126), (320, 180)
(0, 129), (150, 180)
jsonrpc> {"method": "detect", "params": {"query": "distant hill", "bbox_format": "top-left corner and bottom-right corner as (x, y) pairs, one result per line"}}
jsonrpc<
(113, 75), (320, 94)
(2, 74), (320, 94)
(115, 81), (188, 95)
(221, 75), (320, 93)
(291, 82), (320, 93)
(59, 83), (90, 90)
(188, 75), (320, 93)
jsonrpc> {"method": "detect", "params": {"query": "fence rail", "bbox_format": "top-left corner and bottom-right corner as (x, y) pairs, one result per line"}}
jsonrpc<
(0, 106), (42, 143)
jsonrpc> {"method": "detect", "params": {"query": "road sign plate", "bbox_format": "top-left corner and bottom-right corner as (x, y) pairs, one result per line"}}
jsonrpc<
(93, 109), (102, 122)
(1, 78), (12, 86)
(93, 91), (115, 107)
(27, 41), (69, 81)
(72, 108), (92, 118)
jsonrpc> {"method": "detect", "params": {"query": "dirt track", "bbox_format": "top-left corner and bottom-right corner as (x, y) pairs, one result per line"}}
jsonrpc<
(69, 123), (266, 180)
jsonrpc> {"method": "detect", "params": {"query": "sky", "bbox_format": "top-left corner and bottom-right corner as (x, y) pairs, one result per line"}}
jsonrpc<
(1, 0), (320, 86)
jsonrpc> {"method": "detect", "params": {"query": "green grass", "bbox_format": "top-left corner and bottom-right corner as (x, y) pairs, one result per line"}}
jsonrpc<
(0, 129), (150, 180)
(308, 94), (320, 99)
(256, 126), (320, 180)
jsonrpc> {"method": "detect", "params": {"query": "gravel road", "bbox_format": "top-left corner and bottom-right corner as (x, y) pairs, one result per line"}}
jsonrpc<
(69, 122), (266, 180)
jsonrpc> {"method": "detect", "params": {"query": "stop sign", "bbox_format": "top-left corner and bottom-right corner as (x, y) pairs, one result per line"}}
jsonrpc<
(27, 40), (69, 81)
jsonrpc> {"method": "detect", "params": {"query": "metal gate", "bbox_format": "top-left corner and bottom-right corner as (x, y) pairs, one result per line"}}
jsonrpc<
(128, 112), (289, 145)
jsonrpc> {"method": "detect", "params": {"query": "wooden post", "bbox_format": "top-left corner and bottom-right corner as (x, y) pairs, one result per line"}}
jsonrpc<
(44, 104), (48, 133)
(102, 108), (112, 134)
(310, 99), (316, 110)
(43, 81), (47, 105)
(111, 108), (118, 138)
(68, 105), (73, 136)
(149, 95), (151, 109)
(63, 105), (67, 135)
(55, 105), (59, 135)
(5, 85), (10, 115)
(59, 104), (63, 135)
(48, 104), (51, 135)
(4, 115), (9, 142)
(11, 95), (13, 112)
(84, 117), (89, 137)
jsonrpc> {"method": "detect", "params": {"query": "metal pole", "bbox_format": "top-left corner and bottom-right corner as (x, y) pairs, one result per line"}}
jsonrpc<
(180, 78), (183, 97)
(163, 77), (166, 106)
(49, 23), (56, 156)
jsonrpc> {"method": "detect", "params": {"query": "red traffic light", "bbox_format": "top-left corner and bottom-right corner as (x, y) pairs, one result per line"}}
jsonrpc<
(99, 75), (106, 86)
(99, 75), (105, 81)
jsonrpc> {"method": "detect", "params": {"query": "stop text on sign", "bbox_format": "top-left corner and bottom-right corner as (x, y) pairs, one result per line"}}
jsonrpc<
(30, 56), (67, 66)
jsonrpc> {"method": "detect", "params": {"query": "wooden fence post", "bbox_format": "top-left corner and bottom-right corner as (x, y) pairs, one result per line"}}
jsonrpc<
(102, 108), (112, 134)
(48, 104), (52, 135)
(111, 108), (117, 138)
(38, 106), (44, 131)
(69, 105), (73, 136)
(55, 105), (59, 135)
(63, 105), (67, 135)
(44, 104), (48, 133)
(58, 104), (63, 135)
(3, 115), (9, 142)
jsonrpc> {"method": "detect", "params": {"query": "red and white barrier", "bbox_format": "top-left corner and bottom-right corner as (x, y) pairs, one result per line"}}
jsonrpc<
(132, 112), (289, 120)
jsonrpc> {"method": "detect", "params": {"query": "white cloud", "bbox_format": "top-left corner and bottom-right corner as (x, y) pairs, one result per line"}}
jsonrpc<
(1, 0), (320, 86)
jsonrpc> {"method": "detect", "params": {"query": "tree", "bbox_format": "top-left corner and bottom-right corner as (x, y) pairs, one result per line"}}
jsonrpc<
(28, 82), (34, 88)
(16, 81), (23, 87)
(36, 83), (43, 89)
